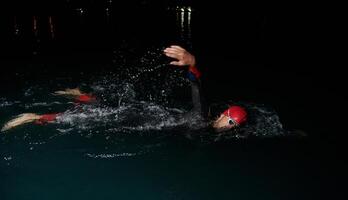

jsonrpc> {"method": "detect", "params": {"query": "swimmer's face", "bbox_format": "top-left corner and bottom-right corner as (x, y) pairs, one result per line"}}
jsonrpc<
(212, 114), (237, 132)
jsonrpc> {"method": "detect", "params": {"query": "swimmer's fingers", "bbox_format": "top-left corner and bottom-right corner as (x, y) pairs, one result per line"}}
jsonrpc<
(164, 46), (195, 67)
(170, 61), (186, 66)
(170, 45), (186, 51)
(164, 53), (188, 67)
(164, 47), (182, 55)
(164, 52), (182, 60)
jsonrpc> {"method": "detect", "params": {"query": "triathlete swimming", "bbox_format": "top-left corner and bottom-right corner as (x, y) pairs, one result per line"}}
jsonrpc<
(1, 45), (247, 133)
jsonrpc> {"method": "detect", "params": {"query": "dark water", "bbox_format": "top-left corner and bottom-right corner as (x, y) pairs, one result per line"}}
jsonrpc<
(0, 1), (346, 200)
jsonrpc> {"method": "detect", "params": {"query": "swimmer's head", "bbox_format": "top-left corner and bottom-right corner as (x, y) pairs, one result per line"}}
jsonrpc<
(212, 106), (247, 132)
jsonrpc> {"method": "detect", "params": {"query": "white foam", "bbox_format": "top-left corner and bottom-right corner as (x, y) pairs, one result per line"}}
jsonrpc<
(85, 152), (137, 159)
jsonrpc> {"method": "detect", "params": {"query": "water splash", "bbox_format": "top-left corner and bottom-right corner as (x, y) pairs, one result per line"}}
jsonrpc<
(85, 152), (137, 159)
(55, 101), (189, 134)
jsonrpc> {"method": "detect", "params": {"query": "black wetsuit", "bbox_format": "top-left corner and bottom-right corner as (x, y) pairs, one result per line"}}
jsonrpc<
(190, 79), (206, 117)
(186, 67), (208, 121)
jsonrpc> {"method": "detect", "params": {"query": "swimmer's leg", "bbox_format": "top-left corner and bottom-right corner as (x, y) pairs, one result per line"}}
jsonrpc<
(1, 113), (41, 132)
(53, 88), (96, 103)
(1, 113), (59, 132)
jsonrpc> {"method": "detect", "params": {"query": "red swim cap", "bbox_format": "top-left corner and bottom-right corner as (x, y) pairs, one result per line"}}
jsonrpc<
(75, 94), (96, 103)
(222, 106), (247, 126)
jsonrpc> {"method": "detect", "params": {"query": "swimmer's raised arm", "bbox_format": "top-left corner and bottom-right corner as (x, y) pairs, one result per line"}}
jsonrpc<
(164, 45), (205, 117)
(164, 45), (247, 132)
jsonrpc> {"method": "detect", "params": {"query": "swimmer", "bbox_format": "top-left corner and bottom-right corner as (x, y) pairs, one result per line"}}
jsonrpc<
(2, 48), (247, 133)
(1, 88), (96, 132)
(164, 45), (247, 132)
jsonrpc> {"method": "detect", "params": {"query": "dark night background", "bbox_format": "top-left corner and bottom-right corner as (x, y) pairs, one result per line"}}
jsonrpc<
(0, 0), (346, 199)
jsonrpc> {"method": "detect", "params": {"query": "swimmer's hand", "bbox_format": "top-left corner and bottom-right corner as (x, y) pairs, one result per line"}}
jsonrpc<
(53, 88), (83, 96)
(163, 45), (196, 67)
(1, 113), (41, 132)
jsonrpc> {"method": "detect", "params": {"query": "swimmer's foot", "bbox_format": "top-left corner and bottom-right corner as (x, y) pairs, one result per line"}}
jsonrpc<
(53, 88), (96, 103)
(1, 113), (41, 132)
(53, 88), (83, 97)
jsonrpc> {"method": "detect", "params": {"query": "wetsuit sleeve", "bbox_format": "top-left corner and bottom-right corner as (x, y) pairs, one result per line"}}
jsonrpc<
(187, 66), (207, 118)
